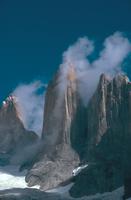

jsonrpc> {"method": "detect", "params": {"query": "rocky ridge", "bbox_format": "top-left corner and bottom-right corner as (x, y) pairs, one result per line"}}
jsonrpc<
(25, 65), (82, 190)
(70, 73), (131, 198)
(0, 69), (131, 199)
(26, 71), (131, 199)
(0, 95), (38, 164)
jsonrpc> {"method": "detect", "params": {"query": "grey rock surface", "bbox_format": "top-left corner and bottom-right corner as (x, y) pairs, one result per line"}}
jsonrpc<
(0, 95), (38, 163)
(70, 74), (131, 197)
(0, 188), (64, 200)
(25, 72), (131, 198)
(26, 66), (81, 190)
(0, 186), (124, 200)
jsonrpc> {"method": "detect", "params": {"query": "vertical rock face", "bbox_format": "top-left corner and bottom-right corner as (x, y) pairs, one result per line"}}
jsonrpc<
(26, 71), (131, 197)
(42, 67), (77, 146)
(0, 95), (38, 156)
(86, 73), (130, 160)
(85, 74), (109, 155)
(42, 66), (86, 157)
(26, 66), (86, 190)
(70, 74), (131, 197)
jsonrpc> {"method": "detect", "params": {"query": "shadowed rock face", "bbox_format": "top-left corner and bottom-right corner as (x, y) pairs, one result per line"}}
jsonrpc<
(26, 66), (86, 190)
(0, 96), (38, 157)
(42, 66), (87, 157)
(70, 74), (131, 197)
(26, 72), (131, 198)
(0, 188), (65, 200)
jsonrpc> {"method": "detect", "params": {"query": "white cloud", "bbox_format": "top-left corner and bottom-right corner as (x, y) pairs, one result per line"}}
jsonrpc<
(93, 32), (131, 73)
(13, 81), (45, 136)
(11, 32), (131, 137)
(59, 32), (131, 105)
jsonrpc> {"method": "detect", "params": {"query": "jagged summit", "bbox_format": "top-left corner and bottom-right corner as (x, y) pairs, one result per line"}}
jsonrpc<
(0, 69), (130, 198)
(0, 94), (38, 156)
(1, 94), (19, 111)
(70, 73), (131, 197)
(2, 95), (16, 109)
(26, 65), (83, 190)
(3, 94), (17, 103)
(42, 64), (78, 144)
(25, 71), (131, 199)
(1, 94), (20, 120)
(25, 63), (87, 190)
(67, 63), (76, 82)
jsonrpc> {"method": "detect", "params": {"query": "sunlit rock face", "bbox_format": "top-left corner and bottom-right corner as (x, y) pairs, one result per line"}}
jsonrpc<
(70, 74), (131, 197)
(42, 66), (78, 146)
(42, 65), (87, 156)
(25, 71), (131, 198)
(0, 95), (38, 159)
(26, 65), (87, 190)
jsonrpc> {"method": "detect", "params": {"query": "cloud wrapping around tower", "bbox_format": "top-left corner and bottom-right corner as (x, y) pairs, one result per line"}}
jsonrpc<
(12, 32), (131, 135)
(13, 81), (45, 136)
(60, 32), (131, 105)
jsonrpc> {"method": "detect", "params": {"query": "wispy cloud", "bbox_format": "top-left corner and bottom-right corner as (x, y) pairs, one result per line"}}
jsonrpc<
(11, 32), (131, 138)
(13, 81), (45, 136)
(59, 32), (131, 105)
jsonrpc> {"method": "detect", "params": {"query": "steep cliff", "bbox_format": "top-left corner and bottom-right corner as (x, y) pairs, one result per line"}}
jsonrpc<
(25, 65), (87, 190)
(26, 71), (131, 198)
(0, 95), (38, 162)
(70, 74), (131, 197)
(42, 65), (87, 157)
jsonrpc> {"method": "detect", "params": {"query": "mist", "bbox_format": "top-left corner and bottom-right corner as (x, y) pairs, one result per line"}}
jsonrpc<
(12, 32), (131, 137)
(13, 81), (45, 136)
(10, 140), (44, 166)
(59, 32), (131, 105)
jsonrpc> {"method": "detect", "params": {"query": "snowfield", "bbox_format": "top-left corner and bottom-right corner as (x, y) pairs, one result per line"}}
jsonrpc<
(0, 165), (125, 200)
(0, 165), (39, 190)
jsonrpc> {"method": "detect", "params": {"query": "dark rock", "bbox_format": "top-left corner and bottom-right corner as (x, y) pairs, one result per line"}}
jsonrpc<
(26, 66), (85, 190)
(26, 71), (131, 198)
(0, 95), (38, 163)
(0, 188), (66, 200)
(70, 74), (131, 197)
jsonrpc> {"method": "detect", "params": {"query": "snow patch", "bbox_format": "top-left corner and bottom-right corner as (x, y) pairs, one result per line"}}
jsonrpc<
(0, 165), (40, 190)
(72, 164), (88, 176)
(0, 165), (125, 199)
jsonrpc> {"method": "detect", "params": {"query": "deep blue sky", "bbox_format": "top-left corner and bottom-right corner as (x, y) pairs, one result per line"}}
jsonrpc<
(0, 0), (131, 101)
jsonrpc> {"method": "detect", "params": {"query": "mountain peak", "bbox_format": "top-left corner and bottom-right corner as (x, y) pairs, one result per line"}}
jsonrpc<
(67, 63), (76, 82)
(1, 94), (22, 122)
(2, 95), (17, 109)
(0, 94), (38, 154)
(114, 73), (129, 85)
